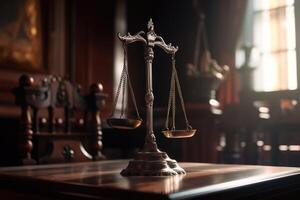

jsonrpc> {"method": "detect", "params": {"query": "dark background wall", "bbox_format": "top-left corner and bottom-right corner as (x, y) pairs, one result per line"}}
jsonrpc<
(2, 0), (295, 167)
(0, 0), (218, 166)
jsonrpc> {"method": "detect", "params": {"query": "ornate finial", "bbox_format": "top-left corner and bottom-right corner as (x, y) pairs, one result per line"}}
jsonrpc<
(147, 18), (154, 31)
(19, 74), (34, 87)
(90, 83), (103, 93)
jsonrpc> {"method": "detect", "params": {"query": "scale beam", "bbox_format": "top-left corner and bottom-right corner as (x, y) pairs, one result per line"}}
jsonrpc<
(118, 19), (178, 54)
(117, 31), (146, 45)
(154, 40), (178, 54)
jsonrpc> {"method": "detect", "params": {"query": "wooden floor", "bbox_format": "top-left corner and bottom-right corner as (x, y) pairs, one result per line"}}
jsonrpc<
(0, 160), (300, 199)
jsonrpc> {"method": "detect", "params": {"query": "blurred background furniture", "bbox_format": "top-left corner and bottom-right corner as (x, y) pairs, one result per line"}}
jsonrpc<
(219, 44), (300, 166)
(221, 89), (300, 167)
(12, 74), (107, 165)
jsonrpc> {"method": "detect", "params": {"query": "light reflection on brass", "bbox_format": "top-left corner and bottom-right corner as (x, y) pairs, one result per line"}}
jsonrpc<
(0, 0), (41, 69)
(123, 174), (184, 193)
(162, 174), (184, 193)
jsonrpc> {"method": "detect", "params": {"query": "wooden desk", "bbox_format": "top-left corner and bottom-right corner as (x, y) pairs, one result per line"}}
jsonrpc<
(0, 160), (299, 200)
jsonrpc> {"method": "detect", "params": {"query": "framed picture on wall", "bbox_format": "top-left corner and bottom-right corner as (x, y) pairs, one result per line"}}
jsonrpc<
(0, 0), (43, 72)
(0, 0), (69, 117)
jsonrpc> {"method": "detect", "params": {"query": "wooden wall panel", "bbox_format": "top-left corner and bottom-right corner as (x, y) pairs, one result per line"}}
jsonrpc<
(74, 0), (115, 118)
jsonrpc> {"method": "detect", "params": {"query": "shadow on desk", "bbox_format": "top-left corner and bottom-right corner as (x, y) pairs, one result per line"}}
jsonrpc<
(102, 126), (145, 159)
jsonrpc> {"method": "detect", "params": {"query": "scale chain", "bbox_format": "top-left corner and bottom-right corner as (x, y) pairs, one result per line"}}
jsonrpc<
(172, 71), (176, 130)
(121, 44), (128, 118)
(124, 47), (141, 120)
(165, 54), (191, 130)
(172, 55), (191, 129)
(110, 43), (141, 120)
(110, 65), (126, 118)
(165, 67), (175, 130)
(120, 69), (126, 117)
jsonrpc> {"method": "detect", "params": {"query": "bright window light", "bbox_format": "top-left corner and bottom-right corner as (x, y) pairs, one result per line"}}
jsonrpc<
(253, 0), (297, 91)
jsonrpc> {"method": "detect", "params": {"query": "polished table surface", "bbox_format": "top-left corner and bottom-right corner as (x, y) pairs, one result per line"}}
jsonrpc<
(0, 160), (300, 200)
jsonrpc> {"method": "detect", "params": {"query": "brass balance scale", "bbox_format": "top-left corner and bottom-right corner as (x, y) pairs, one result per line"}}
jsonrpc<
(107, 19), (196, 176)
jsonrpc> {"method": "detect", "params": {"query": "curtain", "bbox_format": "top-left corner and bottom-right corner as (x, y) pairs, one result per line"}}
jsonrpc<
(206, 0), (248, 106)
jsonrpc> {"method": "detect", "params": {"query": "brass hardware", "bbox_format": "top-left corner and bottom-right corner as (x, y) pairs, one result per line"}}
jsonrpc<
(107, 118), (142, 130)
(162, 129), (196, 138)
(62, 145), (74, 161)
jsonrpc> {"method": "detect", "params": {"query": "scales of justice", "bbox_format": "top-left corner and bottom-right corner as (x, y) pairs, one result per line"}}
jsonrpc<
(107, 19), (196, 176)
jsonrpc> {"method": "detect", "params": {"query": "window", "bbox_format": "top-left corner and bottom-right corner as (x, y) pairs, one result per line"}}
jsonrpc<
(238, 0), (298, 92)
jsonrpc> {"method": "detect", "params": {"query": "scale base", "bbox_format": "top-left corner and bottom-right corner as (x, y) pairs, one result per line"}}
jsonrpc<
(121, 151), (185, 176)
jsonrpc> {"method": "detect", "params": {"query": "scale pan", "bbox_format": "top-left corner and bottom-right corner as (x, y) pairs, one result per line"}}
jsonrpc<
(162, 129), (196, 138)
(107, 118), (142, 130)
